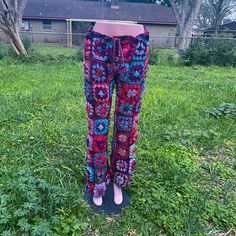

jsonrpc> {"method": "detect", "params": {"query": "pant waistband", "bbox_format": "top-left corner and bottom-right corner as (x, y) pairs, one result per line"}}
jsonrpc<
(85, 25), (150, 66)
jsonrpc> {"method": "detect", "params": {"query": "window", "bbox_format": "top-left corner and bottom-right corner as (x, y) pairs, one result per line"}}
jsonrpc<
(42, 20), (52, 30)
(22, 19), (29, 31)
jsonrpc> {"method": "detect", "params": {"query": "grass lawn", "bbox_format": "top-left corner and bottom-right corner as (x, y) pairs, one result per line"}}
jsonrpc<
(0, 45), (235, 235)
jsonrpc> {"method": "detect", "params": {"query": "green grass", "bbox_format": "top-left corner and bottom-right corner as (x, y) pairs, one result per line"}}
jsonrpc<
(0, 47), (235, 235)
(156, 48), (179, 65)
(32, 43), (77, 56)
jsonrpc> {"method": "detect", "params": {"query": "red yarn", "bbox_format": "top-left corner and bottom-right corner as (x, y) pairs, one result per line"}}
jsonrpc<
(83, 26), (150, 198)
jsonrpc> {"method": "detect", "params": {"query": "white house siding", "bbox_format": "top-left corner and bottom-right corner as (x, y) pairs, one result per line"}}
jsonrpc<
(147, 24), (177, 48)
(1, 21), (177, 48)
(28, 19), (67, 44)
(0, 19), (67, 45)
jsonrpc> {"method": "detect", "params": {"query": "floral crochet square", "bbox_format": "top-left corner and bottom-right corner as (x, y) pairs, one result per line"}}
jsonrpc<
(93, 182), (107, 198)
(94, 118), (109, 135)
(91, 36), (108, 61)
(93, 83), (109, 102)
(127, 61), (145, 84)
(116, 115), (133, 132)
(133, 40), (148, 61)
(117, 99), (134, 116)
(115, 131), (131, 144)
(91, 60), (107, 82)
(115, 145), (130, 160)
(113, 172), (130, 187)
(93, 135), (107, 152)
(95, 167), (107, 183)
(116, 159), (129, 173)
(94, 152), (107, 169)
(117, 83), (141, 102)
(95, 102), (110, 118)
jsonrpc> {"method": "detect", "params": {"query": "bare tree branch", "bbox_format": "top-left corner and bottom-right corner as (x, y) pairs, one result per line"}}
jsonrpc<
(170, 0), (181, 23)
(196, 0), (235, 31)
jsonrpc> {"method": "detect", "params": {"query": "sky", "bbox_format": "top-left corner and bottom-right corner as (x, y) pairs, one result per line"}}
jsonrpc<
(231, 11), (236, 20)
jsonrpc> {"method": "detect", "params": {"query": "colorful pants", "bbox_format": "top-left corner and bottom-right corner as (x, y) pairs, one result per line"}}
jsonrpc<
(83, 25), (150, 198)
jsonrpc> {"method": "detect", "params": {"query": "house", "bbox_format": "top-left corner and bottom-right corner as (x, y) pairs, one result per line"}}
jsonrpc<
(203, 21), (236, 38)
(0, 0), (177, 48)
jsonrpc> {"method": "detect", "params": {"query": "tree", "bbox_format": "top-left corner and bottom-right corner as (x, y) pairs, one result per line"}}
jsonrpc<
(0, 0), (28, 55)
(170, 0), (202, 50)
(196, 0), (236, 33)
(158, 0), (202, 50)
(196, 0), (236, 31)
(196, 0), (213, 30)
(209, 0), (236, 35)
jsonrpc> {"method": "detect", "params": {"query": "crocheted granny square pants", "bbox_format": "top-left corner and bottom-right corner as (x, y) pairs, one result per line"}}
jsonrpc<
(83, 25), (150, 198)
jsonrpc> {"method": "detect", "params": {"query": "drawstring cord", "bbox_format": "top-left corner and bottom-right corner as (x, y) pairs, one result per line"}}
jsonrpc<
(112, 37), (125, 66)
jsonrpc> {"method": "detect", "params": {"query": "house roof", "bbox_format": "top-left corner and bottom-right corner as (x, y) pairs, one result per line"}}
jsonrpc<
(23, 0), (177, 25)
(204, 21), (236, 32)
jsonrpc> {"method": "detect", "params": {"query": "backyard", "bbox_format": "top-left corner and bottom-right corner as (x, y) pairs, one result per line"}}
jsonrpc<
(0, 44), (235, 235)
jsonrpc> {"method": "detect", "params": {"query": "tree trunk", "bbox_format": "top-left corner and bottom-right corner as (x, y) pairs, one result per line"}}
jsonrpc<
(12, 31), (27, 55)
(214, 0), (224, 36)
(178, 33), (191, 50)
(178, 22), (193, 50)
(171, 0), (202, 50)
(2, 26), (27, 55)
(9, 37), (20, 54)
(0, 0), (28, 55)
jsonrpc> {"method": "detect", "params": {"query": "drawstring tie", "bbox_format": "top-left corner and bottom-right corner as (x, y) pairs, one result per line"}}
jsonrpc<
(112, 37), (125, 67)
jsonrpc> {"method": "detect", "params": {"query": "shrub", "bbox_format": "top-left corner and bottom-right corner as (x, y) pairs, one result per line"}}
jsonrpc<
(163, 51), (180, 66)
(72, 47), (83, 61)
(0, 35), (32, 57)
(0, 43), (13, 57)
(0, 45), (8, 59)
(17, 51), (50, 63)
(148, 47), (158, 65)
(16, 50), (75, 64)
(180, 37), (236, 67)
(15, 46), (83, 64)
(22, 34), (32, 53)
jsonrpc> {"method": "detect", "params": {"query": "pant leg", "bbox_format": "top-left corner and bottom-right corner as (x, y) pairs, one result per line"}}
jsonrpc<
(83, 35), (115, 198)
(109, 37), (150, 188)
